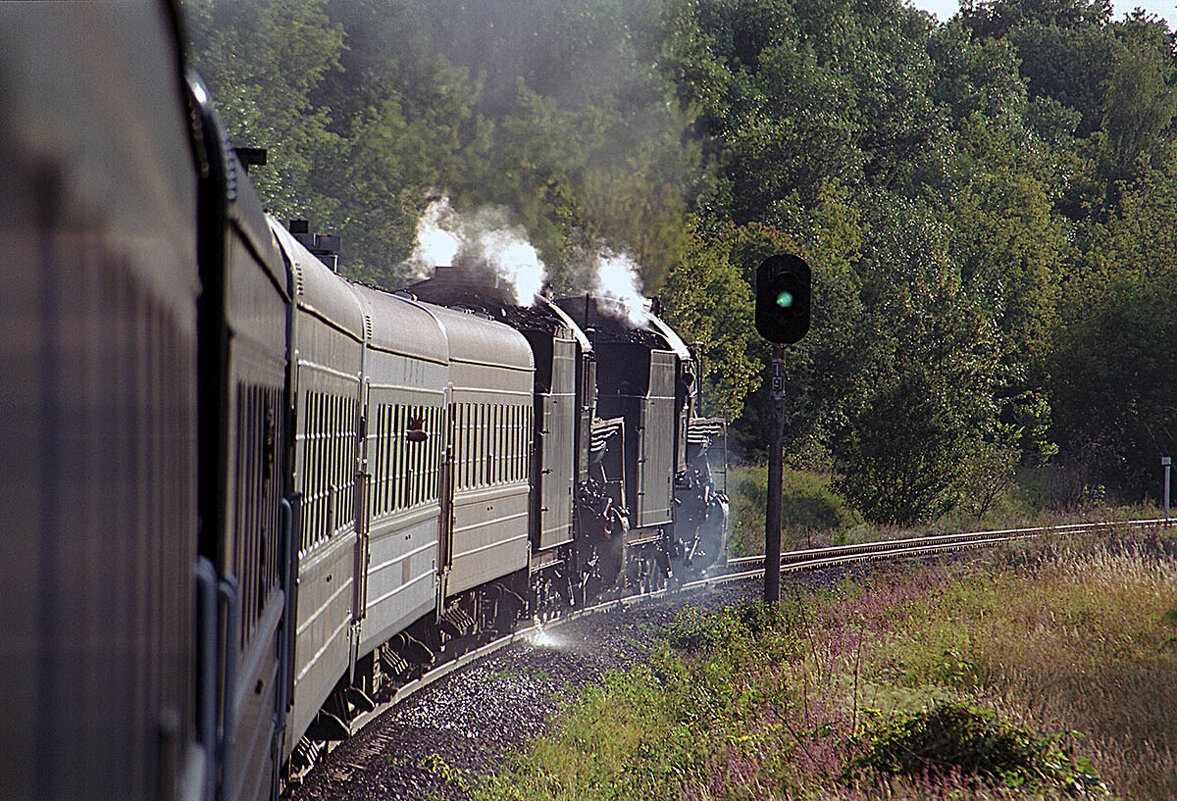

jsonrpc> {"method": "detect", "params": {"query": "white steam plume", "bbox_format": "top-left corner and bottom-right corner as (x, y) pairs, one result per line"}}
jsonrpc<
(409, 197), (460, 274)
(593, 252), (651, 327)
(408, 197), (547, 306)
(479, 227), (546, 306)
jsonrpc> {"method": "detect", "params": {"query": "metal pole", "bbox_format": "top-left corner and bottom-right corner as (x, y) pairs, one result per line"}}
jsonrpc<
(765, 344), (786, 603)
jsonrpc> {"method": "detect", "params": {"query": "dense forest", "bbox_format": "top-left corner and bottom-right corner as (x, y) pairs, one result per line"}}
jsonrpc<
(184, 0), (1177, 525)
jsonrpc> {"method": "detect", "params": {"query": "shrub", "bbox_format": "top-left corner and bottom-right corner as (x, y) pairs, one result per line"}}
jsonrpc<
(849, 701), (1106, 794)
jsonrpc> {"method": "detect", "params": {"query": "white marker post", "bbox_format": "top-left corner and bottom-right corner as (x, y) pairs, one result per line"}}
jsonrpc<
(1163, 456), (1171, 523)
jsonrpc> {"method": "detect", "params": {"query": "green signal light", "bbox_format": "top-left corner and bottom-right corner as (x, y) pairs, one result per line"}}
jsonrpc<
(775, 291), (794, 309)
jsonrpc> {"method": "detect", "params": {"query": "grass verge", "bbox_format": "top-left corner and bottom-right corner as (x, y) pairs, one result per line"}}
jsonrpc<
(464, 529), (1177, 800)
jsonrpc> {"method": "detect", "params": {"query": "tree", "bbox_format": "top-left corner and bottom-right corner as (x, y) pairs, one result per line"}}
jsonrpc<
(1099, 31), (1177, 182)
(829, 194), (1005, 524)
(660, 221), (762, 421)
(186, 0), (346, 222)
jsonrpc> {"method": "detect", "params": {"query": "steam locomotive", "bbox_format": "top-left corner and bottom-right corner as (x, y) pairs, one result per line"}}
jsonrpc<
(0, 3), (728, 801)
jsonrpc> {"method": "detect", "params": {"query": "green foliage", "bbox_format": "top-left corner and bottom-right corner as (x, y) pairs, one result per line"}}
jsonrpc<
(186, 0), (346, 221)
(727, 465), (860, 556)
(667, 600), (799, 655)
(1049, 269), (1177, 495)
(183, 0), (1177, 508)
(660, 222), (761, 421)
(851, 701), (1106, 793)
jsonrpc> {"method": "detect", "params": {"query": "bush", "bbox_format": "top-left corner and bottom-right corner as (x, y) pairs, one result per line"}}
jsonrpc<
(850, 701), (1106, 794)
(728, 465), (859, 555)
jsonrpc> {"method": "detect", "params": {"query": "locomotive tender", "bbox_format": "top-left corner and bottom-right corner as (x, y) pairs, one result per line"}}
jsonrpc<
(0, 3), (729, 801)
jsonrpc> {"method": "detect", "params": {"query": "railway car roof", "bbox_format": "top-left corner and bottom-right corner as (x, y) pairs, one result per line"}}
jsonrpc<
(418, 302), (535, 373)
(353, 284), (448, 364)
(227, 154), (287, 298)
(269, 218), (365, 340)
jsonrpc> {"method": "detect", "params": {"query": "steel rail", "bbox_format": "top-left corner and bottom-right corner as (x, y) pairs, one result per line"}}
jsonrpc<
(726, 517), (1169, 571)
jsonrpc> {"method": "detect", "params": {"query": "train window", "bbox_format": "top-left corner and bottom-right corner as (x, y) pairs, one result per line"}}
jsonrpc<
(328, 393), (336, 533)
(496, 405), (504, 482)
(318, 393), (327, 538)
(470, 403), (477, 488)
(523, 405), (528, 479)
(402, 403), (411, 508)
(308, 392), (318, 549)
(485, 405), (492, 486)
(387, 403), (395, 511)
(486, 406), (495, 485)
(434, 405), (442, 497)
(374, 405), (384, 516)
(410, 405), (420, 506)
(473, 404), (481, 487)
(414, 406), (423, 505)
(494, 404), (502, 483)
(329, 394), (337, 534)
(457, 404), (465, 490)
(451, 404), (457, 492)
(455, 403), (462, 491)
(303, 391), (322, 552)
(457, 403), (465, 491)
(344, 397), (354, 528)
(426, 406), (436, 499)
(392, 404), (401, 509)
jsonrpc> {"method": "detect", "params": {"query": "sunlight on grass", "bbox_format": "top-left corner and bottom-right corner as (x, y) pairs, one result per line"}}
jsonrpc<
(464, 531), (1177, 800)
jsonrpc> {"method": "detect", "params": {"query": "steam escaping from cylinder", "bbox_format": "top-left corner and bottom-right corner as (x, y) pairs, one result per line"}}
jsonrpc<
(408, 196), (547, 306)
(593, 252), (650, 327)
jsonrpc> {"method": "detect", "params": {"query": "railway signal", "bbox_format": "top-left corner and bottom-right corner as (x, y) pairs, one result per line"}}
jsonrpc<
(755, 254), (810, 344)
(755, 254), (811, 602)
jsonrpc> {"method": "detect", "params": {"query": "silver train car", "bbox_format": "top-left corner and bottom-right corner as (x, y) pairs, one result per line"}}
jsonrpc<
(0, 3), (729, 800)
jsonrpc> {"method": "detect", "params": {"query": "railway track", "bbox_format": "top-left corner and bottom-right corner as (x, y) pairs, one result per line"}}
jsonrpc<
(289, 516), (1170, 786)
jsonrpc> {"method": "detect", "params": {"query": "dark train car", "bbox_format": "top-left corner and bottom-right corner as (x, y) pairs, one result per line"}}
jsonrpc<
(555, 299), (683, 553)
(556, 296), (727, 580)
(190, 77), (294, 801)
(0, 2), (205, 800)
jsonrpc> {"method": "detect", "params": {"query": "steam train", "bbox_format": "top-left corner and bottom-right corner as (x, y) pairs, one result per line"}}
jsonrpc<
(0, 3), (728, 801)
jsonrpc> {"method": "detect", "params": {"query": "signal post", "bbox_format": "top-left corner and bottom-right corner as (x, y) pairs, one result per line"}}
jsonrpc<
(755, 255), (811, 603)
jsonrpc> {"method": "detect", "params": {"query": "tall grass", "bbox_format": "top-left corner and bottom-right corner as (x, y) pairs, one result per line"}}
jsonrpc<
(468, 531), (1177, 800)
